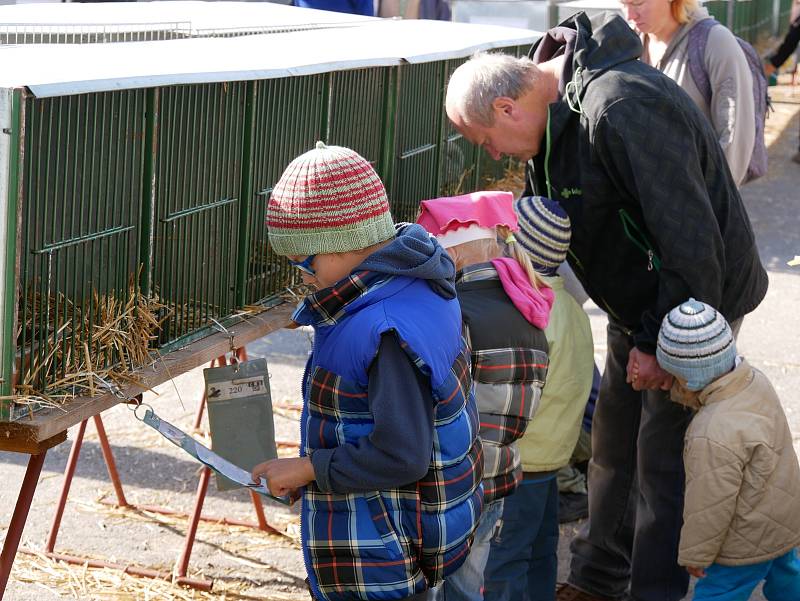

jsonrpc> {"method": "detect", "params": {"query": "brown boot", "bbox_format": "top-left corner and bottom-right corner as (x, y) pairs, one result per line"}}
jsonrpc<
(556, 583), (617, 601)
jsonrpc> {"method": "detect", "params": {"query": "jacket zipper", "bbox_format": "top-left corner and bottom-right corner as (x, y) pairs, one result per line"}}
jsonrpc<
(618, 208), (662, 272)
(545, 110), (624, 323)
(299, 336), (316, 599)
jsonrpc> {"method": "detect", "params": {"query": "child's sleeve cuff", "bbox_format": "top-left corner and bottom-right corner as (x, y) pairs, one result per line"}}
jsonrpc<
(310, 448), (335, 493)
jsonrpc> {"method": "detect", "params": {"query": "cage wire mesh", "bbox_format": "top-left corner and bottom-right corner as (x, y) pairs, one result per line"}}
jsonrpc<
(0, 22), (192, 45)
(3, 46), (520, 420)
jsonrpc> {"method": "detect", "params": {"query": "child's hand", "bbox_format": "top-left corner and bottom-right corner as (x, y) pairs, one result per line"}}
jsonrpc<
(686, 566), (706, 578)
(252, 457), (315, 498)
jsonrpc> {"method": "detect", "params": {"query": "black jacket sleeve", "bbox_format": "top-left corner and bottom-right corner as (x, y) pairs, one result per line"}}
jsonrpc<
(310, 332), (435, 494)
(593, 97), (728, 352)
(770, 17), (800, 69)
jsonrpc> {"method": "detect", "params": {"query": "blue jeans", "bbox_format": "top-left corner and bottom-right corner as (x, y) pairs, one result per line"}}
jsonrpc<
(568, 322), (693, 601)
(482, 475), (559, 601)
(693, 550), (800, 601)
(430, 498), (505, 601)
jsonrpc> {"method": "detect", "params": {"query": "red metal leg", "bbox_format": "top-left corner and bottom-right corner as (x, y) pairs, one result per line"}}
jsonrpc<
(174, 466), (211, 578)
(0, 451), (47, 598)
(30, 415), (214, 592)
(45, 420), (87, 553)
(92, 415), (128, 508)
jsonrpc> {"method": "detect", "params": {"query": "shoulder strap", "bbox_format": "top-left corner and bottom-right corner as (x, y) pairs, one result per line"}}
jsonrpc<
(686, 18), (718, 105)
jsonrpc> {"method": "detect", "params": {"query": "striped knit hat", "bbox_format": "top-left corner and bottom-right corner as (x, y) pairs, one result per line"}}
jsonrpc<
(514, 196), (571, 274)
(267, 142), (395, 256)
(656, 299), (737, 391)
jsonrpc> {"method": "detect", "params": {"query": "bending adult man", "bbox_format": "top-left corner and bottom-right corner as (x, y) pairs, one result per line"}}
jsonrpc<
(445, 12), (768, 601)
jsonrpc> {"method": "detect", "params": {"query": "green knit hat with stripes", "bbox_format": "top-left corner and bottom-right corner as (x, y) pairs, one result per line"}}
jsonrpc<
(267, 142), (396, 256)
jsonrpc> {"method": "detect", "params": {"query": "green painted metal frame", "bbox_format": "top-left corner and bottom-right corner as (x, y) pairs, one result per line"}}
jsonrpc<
(0, 90), (22, 420)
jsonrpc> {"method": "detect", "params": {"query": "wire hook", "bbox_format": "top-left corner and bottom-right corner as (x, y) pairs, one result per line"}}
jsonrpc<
(210, 317), (240, 371)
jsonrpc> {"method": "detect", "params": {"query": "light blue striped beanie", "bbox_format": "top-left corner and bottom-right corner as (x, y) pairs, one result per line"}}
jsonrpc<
(656, 299), (736, 391)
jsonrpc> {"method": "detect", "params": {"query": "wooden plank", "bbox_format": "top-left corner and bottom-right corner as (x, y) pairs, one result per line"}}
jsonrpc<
(0, 429), (66, 454)
(0, 303), (295, 445)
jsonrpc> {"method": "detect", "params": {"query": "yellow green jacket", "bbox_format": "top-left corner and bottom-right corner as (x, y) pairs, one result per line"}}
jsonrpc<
(518, 275), (594, 472)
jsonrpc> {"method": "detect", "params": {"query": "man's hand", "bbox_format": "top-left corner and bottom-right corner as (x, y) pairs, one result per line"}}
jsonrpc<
(764, 62), (777, 77)
(686, 566), (706, 578)
(252, 457), (315, 498)
(626, 348), (673, 391)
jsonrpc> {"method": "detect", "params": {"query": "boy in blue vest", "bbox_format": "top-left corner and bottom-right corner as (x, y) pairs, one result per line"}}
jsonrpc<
(252, 142), (484, 601)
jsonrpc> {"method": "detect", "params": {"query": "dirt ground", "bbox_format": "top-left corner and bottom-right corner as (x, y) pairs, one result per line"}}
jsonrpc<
(2, 81), (799, 601)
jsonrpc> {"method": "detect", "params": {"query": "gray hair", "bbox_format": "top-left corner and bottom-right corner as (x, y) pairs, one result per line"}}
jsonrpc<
(446, 52), (538, 126)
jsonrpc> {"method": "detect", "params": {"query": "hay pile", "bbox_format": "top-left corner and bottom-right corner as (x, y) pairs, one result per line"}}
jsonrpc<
(9, 276), (169, 411)
(482, 162), (526, 198)
(12, 551), (307, 601)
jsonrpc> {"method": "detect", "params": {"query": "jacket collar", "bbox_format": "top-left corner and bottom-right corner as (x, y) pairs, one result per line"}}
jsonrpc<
(292, 271), (393, 328)
(698, 358), (755, 406)
(457, 262), (498, 284)
(529, 12), (643, 150)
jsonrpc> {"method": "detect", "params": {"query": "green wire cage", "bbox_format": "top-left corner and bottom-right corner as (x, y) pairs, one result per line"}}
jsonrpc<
(0, 6), (538, 421)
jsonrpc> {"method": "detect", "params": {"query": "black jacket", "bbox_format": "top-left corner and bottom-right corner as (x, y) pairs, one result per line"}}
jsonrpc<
(524, 12), (768, 353)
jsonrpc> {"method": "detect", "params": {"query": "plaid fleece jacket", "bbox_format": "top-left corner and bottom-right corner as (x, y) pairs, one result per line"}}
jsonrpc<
(457, 264), (550, 502)
(293, 270), (483, 601)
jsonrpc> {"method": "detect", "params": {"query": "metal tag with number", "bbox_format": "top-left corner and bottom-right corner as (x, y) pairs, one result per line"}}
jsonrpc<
(204, 357), (278, 492)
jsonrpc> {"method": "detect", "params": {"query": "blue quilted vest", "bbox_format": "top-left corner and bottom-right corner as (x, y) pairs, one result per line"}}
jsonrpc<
(296, 274), (483, 601)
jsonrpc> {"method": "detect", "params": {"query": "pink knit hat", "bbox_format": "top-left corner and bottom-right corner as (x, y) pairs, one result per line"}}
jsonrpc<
(267, 142), (395, 256)
(417, 190), (554, 329)
(416, 191), (517, 247)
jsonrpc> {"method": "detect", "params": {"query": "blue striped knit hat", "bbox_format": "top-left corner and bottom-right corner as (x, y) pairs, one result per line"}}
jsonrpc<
(656, 299), (736, 391)
(514, 196), (571, 275)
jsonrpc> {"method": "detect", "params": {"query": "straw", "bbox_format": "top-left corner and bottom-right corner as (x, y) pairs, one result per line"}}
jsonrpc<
(12, 272), (171, 410)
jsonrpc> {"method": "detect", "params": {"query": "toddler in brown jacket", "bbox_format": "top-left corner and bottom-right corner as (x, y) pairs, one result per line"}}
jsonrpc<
(656, 298), (800, 601)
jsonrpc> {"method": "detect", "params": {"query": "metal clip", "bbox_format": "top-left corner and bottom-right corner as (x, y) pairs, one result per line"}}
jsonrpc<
(210, 318), (239, 372)
(647, 250), (654, 272)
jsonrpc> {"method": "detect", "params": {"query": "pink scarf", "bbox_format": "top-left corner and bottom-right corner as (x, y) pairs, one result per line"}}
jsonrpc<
(490, 258), (554, 330)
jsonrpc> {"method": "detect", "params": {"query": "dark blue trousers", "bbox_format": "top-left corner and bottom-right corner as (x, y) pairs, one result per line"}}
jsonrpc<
(483, 476), (559, 601)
